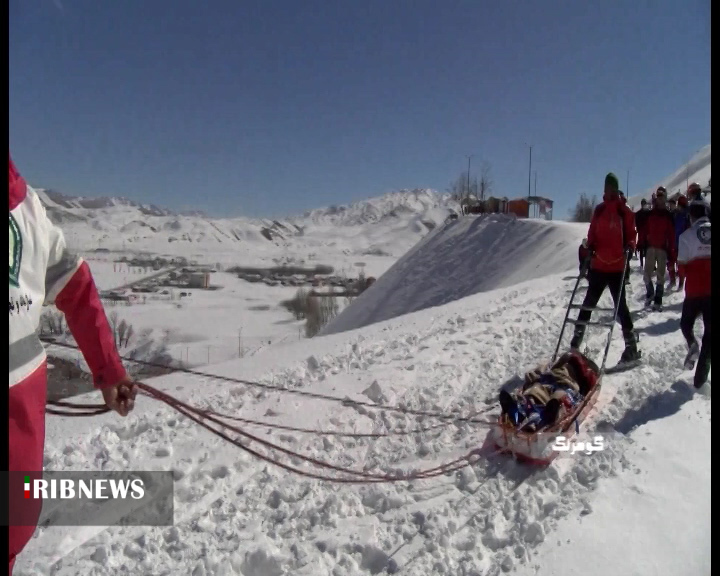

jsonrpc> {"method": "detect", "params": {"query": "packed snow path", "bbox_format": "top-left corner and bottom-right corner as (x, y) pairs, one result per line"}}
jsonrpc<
(17, 259), (710, 576)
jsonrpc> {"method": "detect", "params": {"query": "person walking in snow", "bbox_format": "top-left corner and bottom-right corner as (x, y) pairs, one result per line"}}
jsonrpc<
(578, 238), (590, 277)
(641, 187), (676, 310)
(634, 199), (650, 268)
(570, 173), (639, 364)
(9, 154), (138, 573)
(677, 199), (711, 390)
(668, 195), (691, 290)
(687, 182), (711, 220)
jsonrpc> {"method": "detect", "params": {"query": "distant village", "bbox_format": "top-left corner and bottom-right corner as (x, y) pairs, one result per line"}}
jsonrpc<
(231, 265), (375, 296)
(96, 254), (375, 305)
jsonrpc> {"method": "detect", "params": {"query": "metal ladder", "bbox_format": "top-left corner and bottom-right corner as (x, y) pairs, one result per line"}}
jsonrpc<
(551, 250), (633, 376)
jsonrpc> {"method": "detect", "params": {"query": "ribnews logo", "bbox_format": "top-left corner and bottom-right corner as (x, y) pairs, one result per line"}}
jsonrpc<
(23, 475), (145, 500)
(7, 471), (174, 527)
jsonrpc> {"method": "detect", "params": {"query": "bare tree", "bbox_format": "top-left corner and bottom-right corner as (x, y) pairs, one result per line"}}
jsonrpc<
(107, 311), (119, 347)
(447, 171), (478, 203)
(570, 193), (598, 222)
(305, 296), (339, 337)
(40, 309), (66, 336)
(125, 324), (135, 348)
(117, 319), (129, 349)
(478, 162), (493, 201)
(281, 288), (311, 320)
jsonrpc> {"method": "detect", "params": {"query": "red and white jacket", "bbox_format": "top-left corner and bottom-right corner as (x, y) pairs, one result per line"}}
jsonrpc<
(9, 155), (127, 569)
(677, 216), (711, 299)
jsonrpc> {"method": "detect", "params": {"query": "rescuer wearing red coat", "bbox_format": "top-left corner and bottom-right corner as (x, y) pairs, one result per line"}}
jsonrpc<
(570, 173), (640, 364)
(9, 154), (138, 573)
(641, 187), (676, 309)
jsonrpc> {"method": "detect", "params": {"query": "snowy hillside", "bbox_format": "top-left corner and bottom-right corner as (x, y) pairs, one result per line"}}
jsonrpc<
(34, 187), (458, 277)
(323, 214), (588, 335)
(627, 144), (711, 208)
(18, 213), (710, 575)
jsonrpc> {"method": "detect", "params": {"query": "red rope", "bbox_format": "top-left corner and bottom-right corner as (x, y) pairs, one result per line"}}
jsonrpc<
(46, 383), (489, 484)
(40, 338), (496, 425)
(137, 383), (482, 483)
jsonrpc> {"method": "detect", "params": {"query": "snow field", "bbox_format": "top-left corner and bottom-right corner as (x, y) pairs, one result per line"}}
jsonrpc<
(18, 261), (710, 575)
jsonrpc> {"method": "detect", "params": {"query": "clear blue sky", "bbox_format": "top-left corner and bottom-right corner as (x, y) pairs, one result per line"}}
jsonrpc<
(10, 0), (710, 219)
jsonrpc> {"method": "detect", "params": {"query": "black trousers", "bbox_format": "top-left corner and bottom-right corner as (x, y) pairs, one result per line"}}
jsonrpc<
(576, 269), (634, 335)
(680, 296), (711, 380)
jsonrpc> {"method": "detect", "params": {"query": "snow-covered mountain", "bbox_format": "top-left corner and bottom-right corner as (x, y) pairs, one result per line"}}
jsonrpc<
(34, 187), (459, 274)
(293, 189), (454, 227)
(627, 143), (711, 208)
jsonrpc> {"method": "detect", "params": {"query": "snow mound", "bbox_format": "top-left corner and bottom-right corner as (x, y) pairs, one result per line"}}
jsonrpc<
(322, 214), (587, 335)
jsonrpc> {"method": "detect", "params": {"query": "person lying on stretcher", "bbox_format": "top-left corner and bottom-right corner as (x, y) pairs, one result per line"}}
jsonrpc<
(499, 351), (600, 432)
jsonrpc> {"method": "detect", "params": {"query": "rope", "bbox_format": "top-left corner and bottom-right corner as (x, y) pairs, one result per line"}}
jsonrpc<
(46, 396), (489, 437)
(40, 337), (498, 425)
(40, 341), (499, 483)
(138, 382), (483, 483)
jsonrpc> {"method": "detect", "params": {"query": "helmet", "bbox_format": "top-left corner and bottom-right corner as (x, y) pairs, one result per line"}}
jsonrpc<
(656, 186), (667, 196)
(677, 195), (688, 207)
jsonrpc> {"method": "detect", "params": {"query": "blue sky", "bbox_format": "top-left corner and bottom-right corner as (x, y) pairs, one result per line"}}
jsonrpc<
(10, 0), (710, 219)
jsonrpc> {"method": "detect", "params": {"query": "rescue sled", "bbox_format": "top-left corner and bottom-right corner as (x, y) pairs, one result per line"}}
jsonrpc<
(490, 252), (630, 466)
(490, 355), (602, 466)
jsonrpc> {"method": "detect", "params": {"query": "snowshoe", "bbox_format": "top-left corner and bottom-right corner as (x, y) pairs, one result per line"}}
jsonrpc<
(684, 342), (700, 371)
(652, 302), (663, 312)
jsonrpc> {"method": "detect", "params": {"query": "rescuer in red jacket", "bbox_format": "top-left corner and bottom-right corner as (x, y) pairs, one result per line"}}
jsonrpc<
(677, 200), (711, 390)
(570, 173), (640, 364)
(9, 154), (138, 573)
(641, 187), (676, 310)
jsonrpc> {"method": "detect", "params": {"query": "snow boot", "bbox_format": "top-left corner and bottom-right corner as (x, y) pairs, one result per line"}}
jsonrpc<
(694, 357), (711, 390)
(569, 327), (585, 351)
(619, 330), (641, 364)
(500, 390), (522, 425)
(543, 398), (561, 426)
(644, 283), (655, 307)
(684, 341), (700, 371)
(652, 283), (664, 311)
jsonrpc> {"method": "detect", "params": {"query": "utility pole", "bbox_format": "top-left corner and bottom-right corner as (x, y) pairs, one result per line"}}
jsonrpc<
(466, 155), (473, 204)
(526, 144), (533, 201)
(626, 169), (630, 196)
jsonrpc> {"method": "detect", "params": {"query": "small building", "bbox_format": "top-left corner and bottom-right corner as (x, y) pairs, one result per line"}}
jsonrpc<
(188, 272), (210, 289)
(506, 196), (554, 220)
(506, 198), (529, 218)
